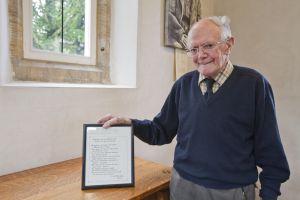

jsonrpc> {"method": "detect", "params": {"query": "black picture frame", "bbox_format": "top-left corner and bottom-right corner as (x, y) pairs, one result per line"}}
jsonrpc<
(81, 124), (134, 190)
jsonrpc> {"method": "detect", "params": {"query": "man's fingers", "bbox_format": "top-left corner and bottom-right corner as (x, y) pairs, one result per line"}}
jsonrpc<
(97, 114), (131, 128)
(103, 117), (120, 128)
(96, 114), (114, 124)
(102, 117), (131, 128)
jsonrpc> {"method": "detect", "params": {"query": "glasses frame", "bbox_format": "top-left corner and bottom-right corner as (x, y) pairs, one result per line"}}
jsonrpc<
(186, 40), (227, 57)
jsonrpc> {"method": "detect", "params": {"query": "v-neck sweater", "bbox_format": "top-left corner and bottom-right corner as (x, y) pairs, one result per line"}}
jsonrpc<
(132, 65), (289, 200)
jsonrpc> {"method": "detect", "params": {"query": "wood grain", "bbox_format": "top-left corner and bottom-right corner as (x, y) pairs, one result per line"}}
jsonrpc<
(0, 158), (171, 200)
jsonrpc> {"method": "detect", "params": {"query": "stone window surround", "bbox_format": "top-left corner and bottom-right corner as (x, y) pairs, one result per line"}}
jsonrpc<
(8, 0), (111, 84)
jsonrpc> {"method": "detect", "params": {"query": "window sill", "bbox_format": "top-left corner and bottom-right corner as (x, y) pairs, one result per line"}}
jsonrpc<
(1, 81), (136, 89)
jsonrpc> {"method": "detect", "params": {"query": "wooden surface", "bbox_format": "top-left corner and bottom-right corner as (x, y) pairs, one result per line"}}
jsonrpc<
(0, 157), (171, 200)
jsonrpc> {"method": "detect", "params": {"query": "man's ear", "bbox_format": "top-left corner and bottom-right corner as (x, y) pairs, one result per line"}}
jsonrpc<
(226, 37), (235, 54)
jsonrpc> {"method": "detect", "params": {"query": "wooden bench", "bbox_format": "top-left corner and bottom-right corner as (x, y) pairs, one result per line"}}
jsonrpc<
(0, 157), (171, 200)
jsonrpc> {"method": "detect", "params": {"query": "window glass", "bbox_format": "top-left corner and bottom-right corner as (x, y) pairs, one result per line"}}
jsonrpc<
(32, 0), (85, 56)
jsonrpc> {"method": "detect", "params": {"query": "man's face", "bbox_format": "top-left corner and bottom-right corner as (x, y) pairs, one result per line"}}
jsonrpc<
(188, 20), (233, 78)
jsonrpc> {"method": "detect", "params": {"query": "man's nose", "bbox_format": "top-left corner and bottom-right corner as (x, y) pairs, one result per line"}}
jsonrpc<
(196, 49), (207, 58)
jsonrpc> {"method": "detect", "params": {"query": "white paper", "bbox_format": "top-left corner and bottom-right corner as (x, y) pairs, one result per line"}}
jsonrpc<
(85, 126), (132, 186)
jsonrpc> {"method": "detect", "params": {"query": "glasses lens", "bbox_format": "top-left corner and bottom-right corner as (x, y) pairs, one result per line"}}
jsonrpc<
(186, 48), (197, 57)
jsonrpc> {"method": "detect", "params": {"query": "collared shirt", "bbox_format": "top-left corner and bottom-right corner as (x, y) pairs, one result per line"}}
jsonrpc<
(198, 61), (234, 95)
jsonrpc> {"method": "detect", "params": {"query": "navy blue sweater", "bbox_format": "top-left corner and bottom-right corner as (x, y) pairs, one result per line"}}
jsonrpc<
(132, 66), (290, 200)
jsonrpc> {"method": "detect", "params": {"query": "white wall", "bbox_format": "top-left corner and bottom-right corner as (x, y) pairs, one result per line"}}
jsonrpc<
(0, 0), (176, 175)
(0, 0), (11, 84)
(212, 0), (300, 199)
(110, 0), (138, 86)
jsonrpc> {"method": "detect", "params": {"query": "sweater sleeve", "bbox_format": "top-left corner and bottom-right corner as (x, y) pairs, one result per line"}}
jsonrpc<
(254, 77), (290, 200)
(131, 82), (179, 145)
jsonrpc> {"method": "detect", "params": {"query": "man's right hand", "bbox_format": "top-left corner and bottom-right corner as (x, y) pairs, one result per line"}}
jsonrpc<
(96, 114), (132, 128)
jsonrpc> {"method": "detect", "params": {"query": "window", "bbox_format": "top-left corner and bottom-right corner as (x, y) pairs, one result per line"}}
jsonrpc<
(23, 0), (96, 65)
(8, 0), (111, 84)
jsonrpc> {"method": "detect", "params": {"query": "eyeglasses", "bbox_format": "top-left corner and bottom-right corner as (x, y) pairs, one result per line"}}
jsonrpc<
(186, 41), (225, 57)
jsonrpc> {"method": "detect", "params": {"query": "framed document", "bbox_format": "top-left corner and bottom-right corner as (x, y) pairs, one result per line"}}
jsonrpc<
(82, 124), (134, 190)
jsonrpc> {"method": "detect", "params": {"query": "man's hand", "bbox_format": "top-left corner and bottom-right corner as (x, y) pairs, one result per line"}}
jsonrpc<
(97, 114), (132, 128)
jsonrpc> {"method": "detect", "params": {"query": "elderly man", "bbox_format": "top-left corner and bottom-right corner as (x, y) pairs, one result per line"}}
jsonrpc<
(98, 16), (290, 200)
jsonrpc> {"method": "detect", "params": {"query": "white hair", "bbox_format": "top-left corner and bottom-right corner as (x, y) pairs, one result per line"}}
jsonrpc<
(207, 16), (232, 41)
(187, 16), (232, 48)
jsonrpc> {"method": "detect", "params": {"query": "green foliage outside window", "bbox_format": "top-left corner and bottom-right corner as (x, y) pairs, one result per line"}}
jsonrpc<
(32, 0), (85, 55)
